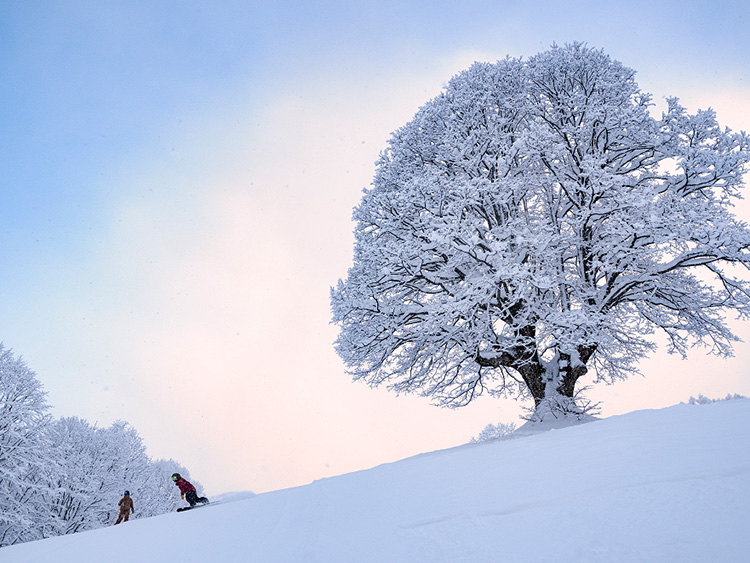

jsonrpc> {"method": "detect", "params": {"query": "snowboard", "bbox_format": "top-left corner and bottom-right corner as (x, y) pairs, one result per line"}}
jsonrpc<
(177, 501), (210, 512)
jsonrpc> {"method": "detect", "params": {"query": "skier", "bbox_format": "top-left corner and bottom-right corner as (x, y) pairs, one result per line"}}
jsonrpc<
(172, 473), (209, 508)
(114, 490), (134, 524)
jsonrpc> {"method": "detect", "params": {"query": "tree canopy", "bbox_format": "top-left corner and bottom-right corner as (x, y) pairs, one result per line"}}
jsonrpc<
(331, 43), (750, 419)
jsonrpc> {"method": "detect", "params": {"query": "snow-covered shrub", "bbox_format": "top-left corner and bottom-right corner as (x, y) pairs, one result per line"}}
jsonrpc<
(687, 393), (748, 405)
(472, 422), (517, 442)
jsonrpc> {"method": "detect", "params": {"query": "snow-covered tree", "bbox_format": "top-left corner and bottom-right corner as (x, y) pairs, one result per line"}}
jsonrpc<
(133, 458), (191, 518)
(45, 417), (123, 534)
(0, 343), (200, 543)
(45, 418), (184, 534)
(331, 43), (750, 420)
(471, 421), (517, 443)
(0, 345), (52, 546)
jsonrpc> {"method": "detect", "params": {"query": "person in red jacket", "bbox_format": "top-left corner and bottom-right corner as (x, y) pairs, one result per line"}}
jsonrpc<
(172, 473), (209, 507)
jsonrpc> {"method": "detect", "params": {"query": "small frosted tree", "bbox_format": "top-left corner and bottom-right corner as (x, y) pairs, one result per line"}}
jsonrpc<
(331, 44), (750, 420)
(46, 417), (122, 534)
(0, 345), (52, 546)
(45, 418), (186, 533)
(0, 344), (199, 543)
(134, 458), (190, 518)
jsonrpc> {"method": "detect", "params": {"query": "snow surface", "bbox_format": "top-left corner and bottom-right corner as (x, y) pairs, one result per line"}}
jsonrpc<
(3, 400), (749, 562)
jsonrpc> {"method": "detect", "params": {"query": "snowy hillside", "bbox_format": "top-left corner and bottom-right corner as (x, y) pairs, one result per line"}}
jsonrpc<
(2, 400), (749, 563)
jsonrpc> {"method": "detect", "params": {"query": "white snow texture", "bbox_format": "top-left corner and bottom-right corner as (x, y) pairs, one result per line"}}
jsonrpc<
(1, 398), (748, 562)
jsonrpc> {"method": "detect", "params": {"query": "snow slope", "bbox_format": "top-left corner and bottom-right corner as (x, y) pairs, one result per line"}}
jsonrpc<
(3, 400), (749, 563)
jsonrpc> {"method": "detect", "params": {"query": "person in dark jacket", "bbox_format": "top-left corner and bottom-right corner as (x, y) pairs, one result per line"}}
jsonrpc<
(114, 490), (134, 524)
(172, 473), (209, 507)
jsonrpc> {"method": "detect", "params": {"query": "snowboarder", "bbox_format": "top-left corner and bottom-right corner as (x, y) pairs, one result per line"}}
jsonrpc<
(114, 490), (134, 524)
(172, 473), (209, 508)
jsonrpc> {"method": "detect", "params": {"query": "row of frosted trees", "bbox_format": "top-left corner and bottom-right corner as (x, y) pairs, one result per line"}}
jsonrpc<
(0, 344), (195, 546)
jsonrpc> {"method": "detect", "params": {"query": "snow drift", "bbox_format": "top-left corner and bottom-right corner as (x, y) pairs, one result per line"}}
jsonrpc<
(2, 399), (749, 563)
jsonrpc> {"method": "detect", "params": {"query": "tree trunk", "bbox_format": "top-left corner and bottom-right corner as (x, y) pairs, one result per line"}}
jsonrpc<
(476, 341), (597, 416)
(557, 345), (597, 398)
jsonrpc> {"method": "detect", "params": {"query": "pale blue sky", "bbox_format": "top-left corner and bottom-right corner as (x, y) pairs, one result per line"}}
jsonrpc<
(2, 1), (749, 494)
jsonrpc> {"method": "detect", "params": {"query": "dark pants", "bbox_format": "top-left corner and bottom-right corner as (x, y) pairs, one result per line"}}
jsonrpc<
(186, 490), (209, 507)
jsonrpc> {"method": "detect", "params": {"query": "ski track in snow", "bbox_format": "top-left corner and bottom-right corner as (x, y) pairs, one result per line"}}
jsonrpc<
(402, 463), (750, 530)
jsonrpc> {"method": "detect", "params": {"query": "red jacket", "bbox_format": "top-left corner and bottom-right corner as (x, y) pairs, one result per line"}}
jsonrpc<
(175, 477), (196, 495)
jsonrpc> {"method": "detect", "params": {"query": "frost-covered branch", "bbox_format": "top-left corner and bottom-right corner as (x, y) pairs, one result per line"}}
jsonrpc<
(332, 43), (750, 419)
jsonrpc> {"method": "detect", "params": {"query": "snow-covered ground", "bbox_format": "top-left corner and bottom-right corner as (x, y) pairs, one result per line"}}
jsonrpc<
(2, 399), (749, 563)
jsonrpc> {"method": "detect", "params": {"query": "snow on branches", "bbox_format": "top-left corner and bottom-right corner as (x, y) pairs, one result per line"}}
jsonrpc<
(331, 43), (750, 418)
(0, 345), (51, 545)
(0, 344), (193, 546)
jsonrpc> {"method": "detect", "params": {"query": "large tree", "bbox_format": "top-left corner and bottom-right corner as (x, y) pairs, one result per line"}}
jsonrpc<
(331, 44), (750, 419)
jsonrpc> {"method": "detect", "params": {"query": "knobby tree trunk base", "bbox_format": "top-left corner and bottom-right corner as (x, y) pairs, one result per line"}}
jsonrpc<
(525, 394), (597, 425)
